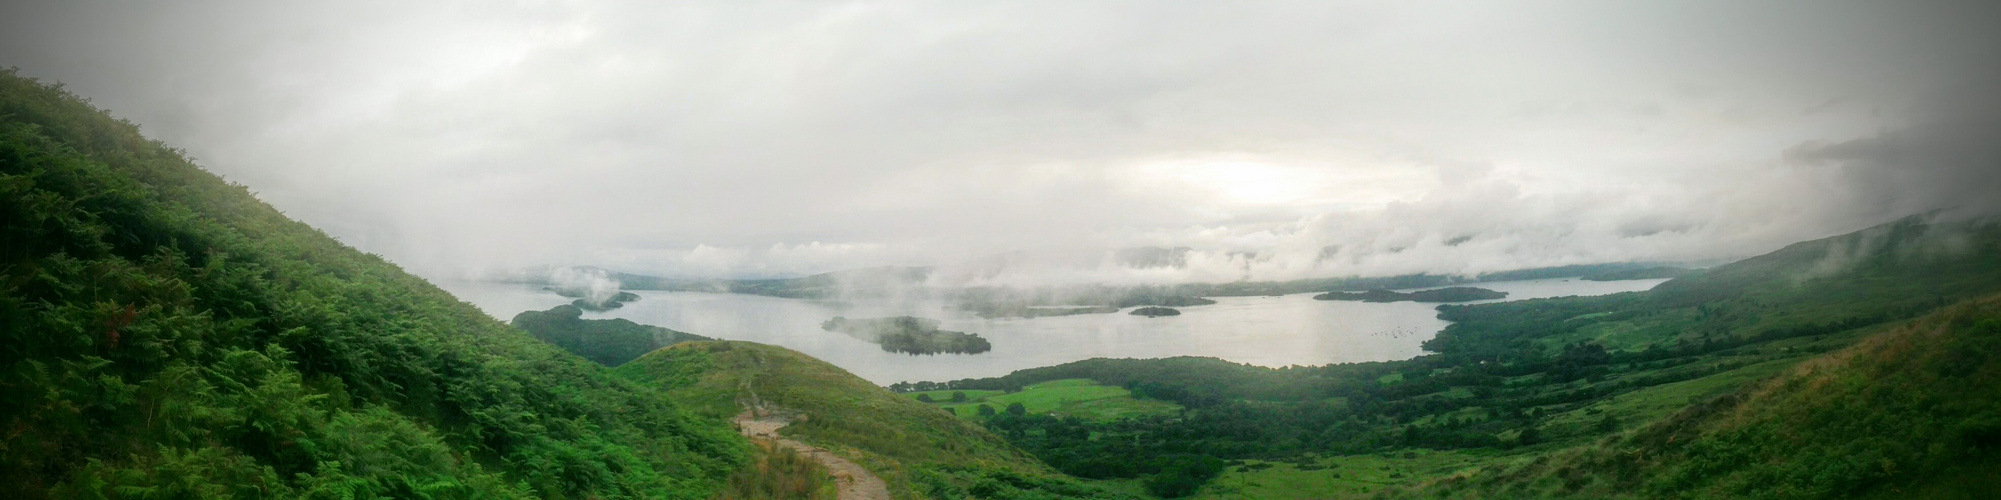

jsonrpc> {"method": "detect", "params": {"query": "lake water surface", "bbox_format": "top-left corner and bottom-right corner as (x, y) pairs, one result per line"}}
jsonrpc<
(439, 278), (1667, 385)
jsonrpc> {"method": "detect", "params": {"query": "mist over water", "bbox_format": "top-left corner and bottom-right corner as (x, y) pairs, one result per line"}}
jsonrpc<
(442, 278), (1666, 384)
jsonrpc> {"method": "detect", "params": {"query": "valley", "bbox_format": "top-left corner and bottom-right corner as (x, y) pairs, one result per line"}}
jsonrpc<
(5, 67), (1998, 500)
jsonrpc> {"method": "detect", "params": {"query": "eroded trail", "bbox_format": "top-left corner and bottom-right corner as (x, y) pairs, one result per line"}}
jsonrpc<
(736, 409), (891, 500)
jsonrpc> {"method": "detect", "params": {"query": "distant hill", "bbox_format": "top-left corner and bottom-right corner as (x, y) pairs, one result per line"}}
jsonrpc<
(1581, 266), (1695, 281)
(1313, 287), (1507, 303)
(616, 266), (934, 299)
(602, 262), (1669, 312)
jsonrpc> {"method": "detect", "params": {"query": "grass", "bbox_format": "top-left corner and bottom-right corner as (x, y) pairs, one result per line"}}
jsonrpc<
(1194, 449), (1499, 499)
(1550, 310), (1696, 350)
(905, 378), (1183, 422)
(1533, 324), (1889, 442)
(718, 441), (837, 500)
(619, 342), (1138, 499)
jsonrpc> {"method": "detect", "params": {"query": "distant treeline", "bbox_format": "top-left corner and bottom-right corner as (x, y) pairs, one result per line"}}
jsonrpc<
(1580, 266), (1694, 281)
(577, 262), (1672, 302)
(1313, 287), (1506, 303)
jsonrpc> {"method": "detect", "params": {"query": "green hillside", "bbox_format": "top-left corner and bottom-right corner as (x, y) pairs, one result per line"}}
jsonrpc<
(0, 70), (744, 498)
(617, 341), (1138, 499)
(1406, 292), (2001, 499)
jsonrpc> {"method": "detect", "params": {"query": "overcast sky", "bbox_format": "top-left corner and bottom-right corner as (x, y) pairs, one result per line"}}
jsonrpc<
(4, 1), (1997, 284)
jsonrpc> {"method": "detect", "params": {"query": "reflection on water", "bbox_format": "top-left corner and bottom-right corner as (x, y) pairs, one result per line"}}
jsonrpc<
(438, 278), (1667, 385)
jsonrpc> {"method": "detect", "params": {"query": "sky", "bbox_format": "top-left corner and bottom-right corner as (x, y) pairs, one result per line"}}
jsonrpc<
(3, 1), (1997, 285)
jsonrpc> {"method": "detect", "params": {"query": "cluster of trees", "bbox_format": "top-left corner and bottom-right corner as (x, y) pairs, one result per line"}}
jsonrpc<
(983, 412), (1225, 497)
(914, 391), (970, 403)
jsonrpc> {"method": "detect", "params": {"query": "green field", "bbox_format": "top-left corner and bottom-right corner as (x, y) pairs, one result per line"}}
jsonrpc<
(906, 378), (1183, 422)
(1196, 449), (1499, 499)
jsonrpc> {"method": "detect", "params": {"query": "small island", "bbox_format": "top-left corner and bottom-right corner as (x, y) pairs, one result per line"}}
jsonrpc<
(822, 316), (993, 355)
(1313, 287), (1507, 303)
(511, 305), (709, 366)
(1129, 306), (1181, 317)
(548, 287), (641, 311)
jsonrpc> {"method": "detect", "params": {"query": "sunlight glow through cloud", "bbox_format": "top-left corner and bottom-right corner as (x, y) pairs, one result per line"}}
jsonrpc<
(4, 0), (1995, 282)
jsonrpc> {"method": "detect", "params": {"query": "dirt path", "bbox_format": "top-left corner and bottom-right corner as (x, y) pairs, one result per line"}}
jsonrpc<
(736, 408), (891, 500)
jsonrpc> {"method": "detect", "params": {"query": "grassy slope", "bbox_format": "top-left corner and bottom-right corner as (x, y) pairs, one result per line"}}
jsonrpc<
(908, 379), (1182, 422)
(0, 70), (743, 498)
(1405, 292), (2001, 499)
(617, 341), (1138, 499)
(1200, 449), (1491, 499)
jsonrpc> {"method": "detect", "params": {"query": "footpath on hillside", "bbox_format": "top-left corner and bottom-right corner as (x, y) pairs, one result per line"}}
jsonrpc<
(735, 406), (891, 500)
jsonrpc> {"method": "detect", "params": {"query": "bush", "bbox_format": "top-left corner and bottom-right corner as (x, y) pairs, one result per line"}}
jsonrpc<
(1143, 455), (1226, 498)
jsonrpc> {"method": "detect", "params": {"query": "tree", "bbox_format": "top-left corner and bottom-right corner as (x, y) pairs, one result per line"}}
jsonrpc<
(951, 391), (967, 403)
(916, 394), (933, 403)
(1517, 426), (1542, 446)
(978, 404), (997, 417)
(1007, 402), (1027, 416)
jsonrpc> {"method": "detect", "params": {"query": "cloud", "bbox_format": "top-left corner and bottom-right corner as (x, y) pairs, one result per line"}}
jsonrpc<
(546, 267), (624, 305)
(3, 1), (1995, 284)
(1785, 99), (2001, 222)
